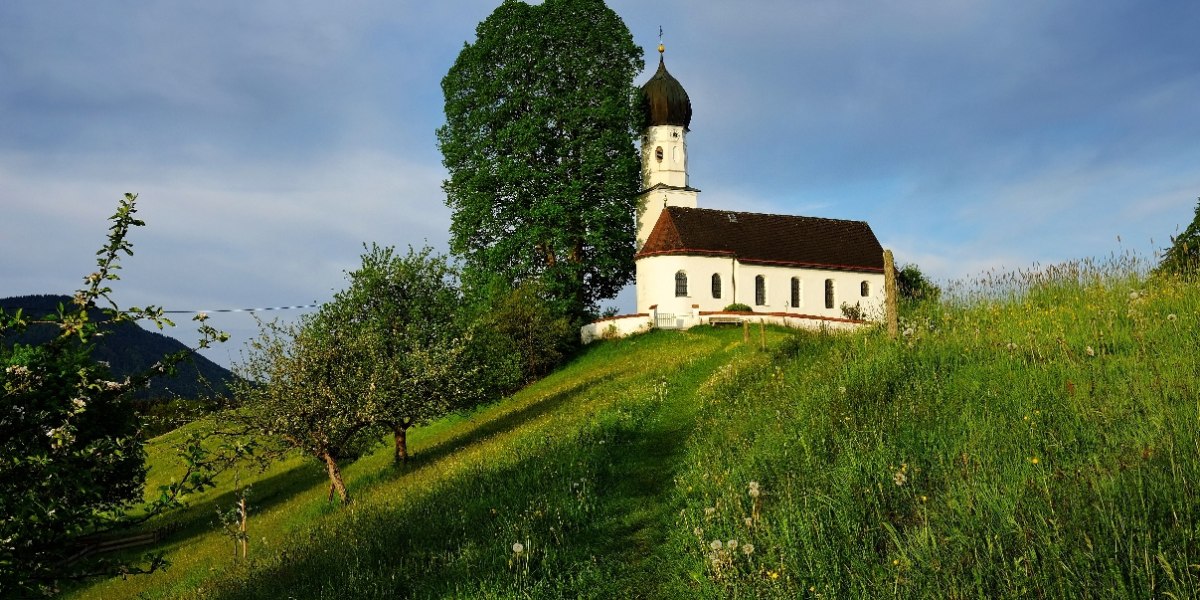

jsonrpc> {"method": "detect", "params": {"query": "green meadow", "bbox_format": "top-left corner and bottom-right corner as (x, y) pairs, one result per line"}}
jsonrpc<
(68, 257), (1199, 598)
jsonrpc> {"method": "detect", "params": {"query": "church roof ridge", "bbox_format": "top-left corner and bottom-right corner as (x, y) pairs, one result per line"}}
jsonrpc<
(637, 206), (885, 271)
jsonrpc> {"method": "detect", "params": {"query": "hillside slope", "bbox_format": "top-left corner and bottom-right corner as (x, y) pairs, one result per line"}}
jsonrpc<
(0, 294), (233, 399)
(68, 264), (1200, 598)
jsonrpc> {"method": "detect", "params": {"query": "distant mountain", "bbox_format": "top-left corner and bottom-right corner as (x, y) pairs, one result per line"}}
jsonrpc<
(0, 294), (234, 400)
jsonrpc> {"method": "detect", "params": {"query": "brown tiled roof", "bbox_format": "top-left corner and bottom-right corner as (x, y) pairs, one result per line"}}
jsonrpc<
(637, 207), (884, 271)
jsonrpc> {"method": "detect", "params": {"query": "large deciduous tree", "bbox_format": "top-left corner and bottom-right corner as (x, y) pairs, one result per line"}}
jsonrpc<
(437, 0), (644, 320)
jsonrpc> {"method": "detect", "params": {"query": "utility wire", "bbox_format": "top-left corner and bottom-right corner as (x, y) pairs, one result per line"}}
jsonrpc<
(161, 303), (320, 315)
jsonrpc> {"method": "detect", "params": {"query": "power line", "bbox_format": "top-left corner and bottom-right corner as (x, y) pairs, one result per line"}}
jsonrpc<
(161, 303), (320, 315)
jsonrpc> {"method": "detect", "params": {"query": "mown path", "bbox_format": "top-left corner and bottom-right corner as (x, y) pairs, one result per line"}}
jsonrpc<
(582, 338), (740, 598)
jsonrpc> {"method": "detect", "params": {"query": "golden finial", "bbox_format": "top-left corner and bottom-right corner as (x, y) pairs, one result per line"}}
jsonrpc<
(658, 43), (665, 54)
(658, 26), (665, 55)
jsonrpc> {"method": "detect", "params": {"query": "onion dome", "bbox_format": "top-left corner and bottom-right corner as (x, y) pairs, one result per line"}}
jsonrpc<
(641, 45), (692, 131)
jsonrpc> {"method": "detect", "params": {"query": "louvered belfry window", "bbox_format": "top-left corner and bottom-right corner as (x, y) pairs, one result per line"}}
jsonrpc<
(675, 271), (688, 297)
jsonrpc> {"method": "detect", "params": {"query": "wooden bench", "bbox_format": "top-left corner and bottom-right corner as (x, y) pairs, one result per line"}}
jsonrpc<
(708, 316), (743, 327)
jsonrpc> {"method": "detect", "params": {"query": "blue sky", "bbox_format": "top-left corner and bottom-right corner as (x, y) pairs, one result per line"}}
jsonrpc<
(2, 1), (1198, 366)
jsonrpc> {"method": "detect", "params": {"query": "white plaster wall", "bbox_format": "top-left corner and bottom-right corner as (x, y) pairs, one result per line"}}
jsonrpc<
(642, 125), (688, 188)
(637, 255), (886, 321)
(580, 314), (652, 344)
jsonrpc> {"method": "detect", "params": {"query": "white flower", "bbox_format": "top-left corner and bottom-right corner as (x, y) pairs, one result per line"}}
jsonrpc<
(1129, 290), (1140, 300)
(512, 542), (525, 554)
(748, 487), (760, 498)
(742, 543), (755, 555)
(726, 539), (738, 550)
(1167, 313), (1178, 322)
(1085, 346), (1095, 357)
(744, 517), (753, 527)
(71, 397), (87, 410)
(903, 328), (914, 337)
(704, 507), (716, 517)
(893, 470), (907, 486)
(710, 539), (722, 551)
(694, 527), (704, 537)
(1006, 342), (1018, 351)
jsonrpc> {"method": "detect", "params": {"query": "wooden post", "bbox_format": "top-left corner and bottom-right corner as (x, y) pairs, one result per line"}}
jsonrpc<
(759, 320), (766, 351)
(238, 495), (248, 559)
(884, 249), (899, 339)
(743, 320), (750, 344)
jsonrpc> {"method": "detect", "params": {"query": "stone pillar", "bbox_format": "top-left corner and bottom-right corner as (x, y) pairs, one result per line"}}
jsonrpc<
(884, 250), (898, 339)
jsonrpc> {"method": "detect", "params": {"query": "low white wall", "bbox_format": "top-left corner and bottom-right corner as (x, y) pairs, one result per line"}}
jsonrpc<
(580, 310), (867, 344)
(580, 314), (652, 344)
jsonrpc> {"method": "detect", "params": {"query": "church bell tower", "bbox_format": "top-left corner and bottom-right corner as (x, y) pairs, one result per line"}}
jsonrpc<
(636, 43), (699, 249)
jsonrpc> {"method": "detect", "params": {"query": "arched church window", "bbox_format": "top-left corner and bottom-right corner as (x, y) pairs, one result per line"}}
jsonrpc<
(755, 275), (766, 306)
(711, 273), (722, 299)
(655, 146), (664, 162)
(861, 281), (870, 297)
(791, 277), (801, 308)
(675, 270), (688, 297)
(825, 279), (835, 309)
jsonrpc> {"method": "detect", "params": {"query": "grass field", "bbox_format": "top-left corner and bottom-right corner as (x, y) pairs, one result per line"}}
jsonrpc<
(67, 258), (1199, 598)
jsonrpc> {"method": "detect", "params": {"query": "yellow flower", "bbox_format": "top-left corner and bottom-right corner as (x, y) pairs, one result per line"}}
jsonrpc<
(1030, 457), (1040, 465)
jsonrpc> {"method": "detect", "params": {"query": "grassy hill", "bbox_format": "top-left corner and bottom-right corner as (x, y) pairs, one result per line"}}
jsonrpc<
(66, 259), (1200, 598)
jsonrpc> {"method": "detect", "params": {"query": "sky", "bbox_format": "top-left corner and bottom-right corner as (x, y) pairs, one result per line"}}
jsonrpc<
(2, 1), (1199, 367)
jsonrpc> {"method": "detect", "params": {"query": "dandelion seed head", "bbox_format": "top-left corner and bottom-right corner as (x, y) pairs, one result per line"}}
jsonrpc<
(1085, 345), (1095, 357)
(710, 539), (723, 550)
(1168, 313), (1178, 322)
(742, 543), (755, 555)
(727, 539), (738, 550)
(512, 542), (524, 554)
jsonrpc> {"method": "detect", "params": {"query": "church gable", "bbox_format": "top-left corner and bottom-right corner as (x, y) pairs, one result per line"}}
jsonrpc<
(637, 206), (884, 272)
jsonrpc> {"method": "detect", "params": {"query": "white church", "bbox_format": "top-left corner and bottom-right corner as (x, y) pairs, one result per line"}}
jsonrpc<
(582, 45), (887, 342)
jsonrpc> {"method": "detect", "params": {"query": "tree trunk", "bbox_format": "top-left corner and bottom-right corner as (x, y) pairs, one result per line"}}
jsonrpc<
(319, 450), (351, 505)
(392, 421), (411, 464)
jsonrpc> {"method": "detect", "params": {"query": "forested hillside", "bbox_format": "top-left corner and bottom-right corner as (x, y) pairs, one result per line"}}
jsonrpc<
(1, 295), (233, 400)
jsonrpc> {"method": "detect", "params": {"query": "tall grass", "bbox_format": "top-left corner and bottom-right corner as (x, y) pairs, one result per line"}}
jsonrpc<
(67, 256), (1199, 598)
(668, 257), (1200, 598)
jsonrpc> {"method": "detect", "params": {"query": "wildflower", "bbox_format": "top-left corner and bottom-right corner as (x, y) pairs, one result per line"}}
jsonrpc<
(893, 470), (907, 486)
(748, 481), (761, 498)
(744, 517), (753, 527)
(837, 385), (847, 395)
(710, 539), (723, 551)
(920, 495), (928, 503)
(903, 327), (914, 337)
(893, 558), (900, 566)
(767, 570), (779, 580)
(694, 527), (704, 537)
(1006, 342), (1018, 351)
(1085, 346), (1095, 357)
(1030, 457), (1040, 465)
(196, 311), (208, 321)
(1128, 290), (1140, 300)
(71, 397), (87, 410)
(512, 542), (525, 554)
(1168, 313), (1178, 322)
(727, 539), (738, 550)
(704, 506), (716, 517)
(741, 543), (755, 555)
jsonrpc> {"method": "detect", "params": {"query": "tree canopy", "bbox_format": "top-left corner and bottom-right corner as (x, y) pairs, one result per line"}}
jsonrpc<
(1157, 198), (1200, 276)
(437, 0), (644, 319)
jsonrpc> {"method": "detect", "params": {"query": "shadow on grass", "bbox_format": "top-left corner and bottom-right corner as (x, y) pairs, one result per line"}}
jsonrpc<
(349, 372), (618, 494)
